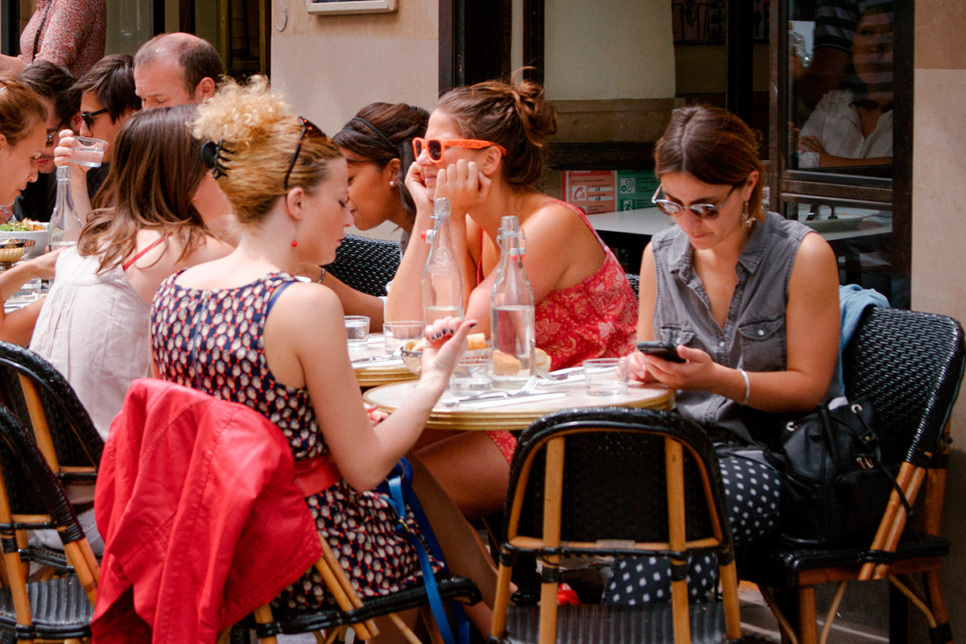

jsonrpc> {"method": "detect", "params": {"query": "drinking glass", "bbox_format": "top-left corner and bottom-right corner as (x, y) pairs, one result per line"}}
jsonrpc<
(72, 137), (107, 167)
(583, 357), (629, 396)
(383, 321), (424, 355)
(344, 315), (370, 349)
(449, 349), (492, 395)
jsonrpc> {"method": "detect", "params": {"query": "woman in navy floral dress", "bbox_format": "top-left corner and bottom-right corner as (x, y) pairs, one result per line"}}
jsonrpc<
(149, 76), (496, 639)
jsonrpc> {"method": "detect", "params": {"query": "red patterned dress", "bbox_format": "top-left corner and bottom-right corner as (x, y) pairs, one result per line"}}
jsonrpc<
(483, 201), (638, 460)
(151, 272), (440, 610)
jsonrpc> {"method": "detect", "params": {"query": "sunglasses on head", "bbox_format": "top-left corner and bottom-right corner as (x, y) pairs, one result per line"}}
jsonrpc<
(651, 183), (741, 219)
(284, 116), (326, 190)
(412, 137), (507, 164)
(81, 108), (109, 129)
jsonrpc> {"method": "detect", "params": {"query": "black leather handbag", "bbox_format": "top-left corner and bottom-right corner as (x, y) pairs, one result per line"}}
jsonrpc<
(764, 398), (909, 546)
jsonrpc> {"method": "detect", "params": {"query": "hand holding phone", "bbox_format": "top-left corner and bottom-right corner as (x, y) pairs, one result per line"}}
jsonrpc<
(636, 341), (685, 363)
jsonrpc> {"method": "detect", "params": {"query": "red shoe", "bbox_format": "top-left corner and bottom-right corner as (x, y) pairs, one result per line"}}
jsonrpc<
(557, 582), (580, 605)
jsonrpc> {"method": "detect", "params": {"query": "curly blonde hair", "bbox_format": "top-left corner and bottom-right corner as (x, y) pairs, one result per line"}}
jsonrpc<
(192, 75), (341, 224)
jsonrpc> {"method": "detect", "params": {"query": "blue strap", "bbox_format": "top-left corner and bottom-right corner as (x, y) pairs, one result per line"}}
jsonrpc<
(381, 459), (470, 644)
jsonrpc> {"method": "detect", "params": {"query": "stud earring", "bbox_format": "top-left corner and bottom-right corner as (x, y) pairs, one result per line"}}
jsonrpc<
(389, 180), (395, 188)
(742, 201), (754, 228)
(291, 240), (298, 247)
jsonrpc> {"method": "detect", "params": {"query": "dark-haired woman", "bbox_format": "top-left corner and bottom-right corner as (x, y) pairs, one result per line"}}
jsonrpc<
(386, 75), (638, 519)
(604, 104), (840, 604)
(309, 102), (428, 327)
(31, 105), (231, 441)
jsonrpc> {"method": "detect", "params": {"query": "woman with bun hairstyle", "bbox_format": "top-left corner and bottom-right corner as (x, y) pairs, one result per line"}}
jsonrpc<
(307, 102), (427, 327)
(385, 74), (638, 518)
(151, 76), (497, 637)
(0, 73), (60, 345)
(603, 105), (839, 605)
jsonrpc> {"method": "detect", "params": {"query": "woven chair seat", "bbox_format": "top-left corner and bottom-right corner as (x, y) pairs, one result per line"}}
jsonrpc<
(255, 572), (481, 636)
(325, 234), (401, 297)
(494, 602), (727, 644)
(742, 533), (950, 591)
(0, 575), (93, 640)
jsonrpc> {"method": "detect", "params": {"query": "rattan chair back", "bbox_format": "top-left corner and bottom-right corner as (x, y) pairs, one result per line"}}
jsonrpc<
(0, 405), (99, 641)
(491, 406), (741, 644)
(0, 341), (103, 486)
(325, 234), (401, 297)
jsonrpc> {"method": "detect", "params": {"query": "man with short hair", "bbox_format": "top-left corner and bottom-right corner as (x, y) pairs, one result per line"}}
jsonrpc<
(133, 33), (223, 109)
(14, 61), (80, 221)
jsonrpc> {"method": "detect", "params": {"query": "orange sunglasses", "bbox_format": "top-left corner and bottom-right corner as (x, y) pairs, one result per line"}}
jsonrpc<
(412, 137), (507, 163)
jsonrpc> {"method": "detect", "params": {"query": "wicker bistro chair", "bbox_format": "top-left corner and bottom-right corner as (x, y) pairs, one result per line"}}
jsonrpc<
(0, 405), (100, 643)
(325, 234), (401, 297)
(0, 341), (103, 573)
(742, 307), (966, 644)
(489, 407), (742, 644)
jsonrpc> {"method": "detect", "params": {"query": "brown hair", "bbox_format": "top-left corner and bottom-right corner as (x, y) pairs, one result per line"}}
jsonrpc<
(73, 54), (140, 122)
(78, 105), (208, 272)
(135, 33), (224, 97)
(191, 75), (342, 225)
(654, 105), (766, 222)
(436, 72), (557, 191)
(19, 61), (78, 128)
(0, 72), (47, 146)
(334, 102), (428, 217)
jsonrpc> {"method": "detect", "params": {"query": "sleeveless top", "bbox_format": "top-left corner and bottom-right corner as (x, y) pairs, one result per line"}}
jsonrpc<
(650, 211), (812, 446)
(477, 200), (638, 370)
(30, 248), (151, 441)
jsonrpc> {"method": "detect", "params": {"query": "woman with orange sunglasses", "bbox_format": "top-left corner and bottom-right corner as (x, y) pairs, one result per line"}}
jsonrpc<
(385, 74), (638, 519)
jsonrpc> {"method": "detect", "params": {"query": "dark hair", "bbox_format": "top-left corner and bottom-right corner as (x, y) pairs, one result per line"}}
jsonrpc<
(0, 72), (47, 145)
(192, 76), (342, 225)
(79, 105), (208, 271)
(19, 61), (78, 128)
(135, 33), (224, 97)
(654, 105), (766, 222)
(73, 54), (140, 122)
(334, 102), (428, 217)
(436, 72), (557, 191)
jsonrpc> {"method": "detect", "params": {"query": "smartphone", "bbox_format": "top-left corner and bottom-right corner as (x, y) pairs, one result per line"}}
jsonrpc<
(636, 340), (685, 363)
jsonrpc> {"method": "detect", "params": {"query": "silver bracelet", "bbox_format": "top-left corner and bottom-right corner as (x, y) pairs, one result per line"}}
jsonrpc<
(738, 368), (750, 406)
(317, 267), (326, 284)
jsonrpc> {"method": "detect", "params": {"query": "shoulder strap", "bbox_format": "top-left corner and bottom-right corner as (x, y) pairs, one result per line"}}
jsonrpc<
(122, 234), (171, 271)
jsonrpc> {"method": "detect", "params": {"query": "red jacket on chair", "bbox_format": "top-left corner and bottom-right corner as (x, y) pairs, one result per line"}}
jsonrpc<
(92, 378), (322, 643)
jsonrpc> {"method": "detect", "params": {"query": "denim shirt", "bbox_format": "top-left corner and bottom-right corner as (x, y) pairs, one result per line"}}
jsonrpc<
(651, 211), (811, 446)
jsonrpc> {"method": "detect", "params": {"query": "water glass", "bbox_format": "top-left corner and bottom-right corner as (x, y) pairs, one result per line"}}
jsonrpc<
(344, 315), (370, 349)
(583, 357), (629, 396)
(449, 349), (492, 395)
(383, 321), (424, 355)
(72, 136), (107, 167)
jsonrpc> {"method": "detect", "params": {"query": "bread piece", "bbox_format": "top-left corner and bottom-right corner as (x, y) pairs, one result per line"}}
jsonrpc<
(467, 333), (487, 350)
(492, 349), (522, 376)
(534, 348), (551, 372)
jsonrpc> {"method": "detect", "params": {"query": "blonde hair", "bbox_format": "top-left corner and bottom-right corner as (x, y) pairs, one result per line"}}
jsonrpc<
(0, 73), (46, 146)
(191, 75), (341, 224)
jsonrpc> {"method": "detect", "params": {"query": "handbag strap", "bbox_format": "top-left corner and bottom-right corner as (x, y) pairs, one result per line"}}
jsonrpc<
(383, 458), (471, 644)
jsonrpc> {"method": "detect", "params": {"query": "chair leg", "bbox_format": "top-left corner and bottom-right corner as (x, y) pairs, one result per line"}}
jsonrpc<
(797, 586), (819, 644)
(253, 605), (278, 644)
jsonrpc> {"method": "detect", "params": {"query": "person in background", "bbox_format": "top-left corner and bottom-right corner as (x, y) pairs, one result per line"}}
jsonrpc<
(153, 76), (497, 638)
(0, 73), (60, 344)
(0, 0), (107, 78)
(31, 105), (231, 442)
(54, 54), (140, 226)
(385, 74), (638, 519)
(603, 105), (839, 605)
(14, 61), (80, 222)
(304, 102), (429, 327)
(133, 32), (238, 244)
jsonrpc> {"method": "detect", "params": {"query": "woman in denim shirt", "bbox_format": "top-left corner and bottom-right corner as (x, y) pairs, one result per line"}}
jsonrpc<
(605, 105), (840, 605)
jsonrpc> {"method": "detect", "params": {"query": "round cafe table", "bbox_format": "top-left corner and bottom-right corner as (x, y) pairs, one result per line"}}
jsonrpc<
(350, 334), (418, 389)
(362, 379), (674, 432)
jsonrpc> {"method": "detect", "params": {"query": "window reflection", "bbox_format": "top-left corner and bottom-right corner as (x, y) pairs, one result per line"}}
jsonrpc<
(789, 0), (894, 172)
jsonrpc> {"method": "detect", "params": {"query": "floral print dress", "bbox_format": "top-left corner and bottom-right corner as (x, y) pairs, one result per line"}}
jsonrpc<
(151, 271), (439, 610)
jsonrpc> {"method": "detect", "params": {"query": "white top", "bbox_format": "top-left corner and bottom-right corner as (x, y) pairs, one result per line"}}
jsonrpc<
(30, 248), (151, 440)
(799, 89), (893, 168)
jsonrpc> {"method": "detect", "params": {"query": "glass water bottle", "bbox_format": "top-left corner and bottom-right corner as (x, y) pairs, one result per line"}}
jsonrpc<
(422, 198), (465, 325)
(48, 166), (81, 250)
(490, 215), (536, 389)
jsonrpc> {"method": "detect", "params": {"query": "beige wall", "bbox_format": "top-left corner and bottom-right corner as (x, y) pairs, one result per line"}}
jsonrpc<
(912, 1), (966, 638)
(544, 0), (675, 101)
(270, 0), (439, 138)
